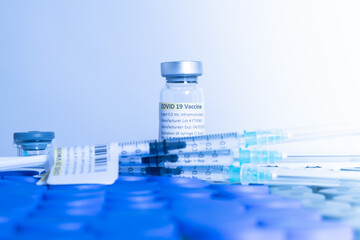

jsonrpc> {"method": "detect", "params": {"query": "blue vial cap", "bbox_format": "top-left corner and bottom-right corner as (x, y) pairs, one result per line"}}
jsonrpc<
(247, 208), (322, 226)
(210, 184), (269, 196)
(226, 228), (286, 240)
(93, 213), (177, 239)
(102, 208), (170, 221)
(0, 212), (26, 225)
(164, 188), (213, 200)
(37, 206), (103, 217)
(161, 61), (203, 78)
(0, 198), (38, 214)
(3, 175), (40, 184)
(108, 181), (159, 195)
(44, 190), (106, 201)
(158, 177), (209, 188)
(106, 199), (168, 211)
(271, 185), (313, 194)
(177, 211), (257, 240)
(107, 193), (158, 203)
(0, 190), (44, 203)
(0, 216), (16, 239)
(0, 170), (45, 177)
(14, 131), (55, 151)
(40, 196), (105, 208)
(172, 198), (246, 216)
(272, 221), (353, 240)
(116, 175), (149, 182)
(0, 179), (30, 187)
(239, 197), (302, 209)
(47, 184), (105, 191)
(18, 216), (88, 233)
(14, 131), (55, 143)
(319, 187), (360, 199)
(13, 232), (96, 240)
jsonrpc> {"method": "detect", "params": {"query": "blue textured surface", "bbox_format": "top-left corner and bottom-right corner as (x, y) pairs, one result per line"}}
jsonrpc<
(0, 173), (355, 240)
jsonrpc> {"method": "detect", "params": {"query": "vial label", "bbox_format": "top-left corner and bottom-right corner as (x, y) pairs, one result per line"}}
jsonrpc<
(159, 102), (205, 139)
(46, 143), (119, 185)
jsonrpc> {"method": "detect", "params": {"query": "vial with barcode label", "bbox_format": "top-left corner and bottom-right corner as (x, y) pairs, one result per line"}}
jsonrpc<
(159, 61), (205, 139)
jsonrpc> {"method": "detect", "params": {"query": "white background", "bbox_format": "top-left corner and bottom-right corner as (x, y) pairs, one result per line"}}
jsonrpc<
(1, 0), (360, 156)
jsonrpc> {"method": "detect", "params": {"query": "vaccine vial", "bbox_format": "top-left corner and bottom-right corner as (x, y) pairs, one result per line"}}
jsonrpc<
(13, 131), (55, 156)
(159, 61), (205, 139)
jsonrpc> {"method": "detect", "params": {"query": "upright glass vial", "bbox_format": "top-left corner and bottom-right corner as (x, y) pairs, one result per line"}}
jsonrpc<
(13, 131), (55, 156)
(159, 61), (205, 139)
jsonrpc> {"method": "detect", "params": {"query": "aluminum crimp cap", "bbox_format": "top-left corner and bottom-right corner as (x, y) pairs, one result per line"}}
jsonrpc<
(161, 61), (203, 78)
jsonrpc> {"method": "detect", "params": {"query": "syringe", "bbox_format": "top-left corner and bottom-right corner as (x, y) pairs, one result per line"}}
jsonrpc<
(148, 149), (235, 168)
(141, 148), (360, 170)
(236, 149), (360, 169)
(230, 165), (360, 187)
(145, 165), (231, 182)
(118, 125), (360, 158)
(0, 154), (180, 172)
(118, 165), (180, 177)
(117, 131), (279, 158)
(0, 155), (48, 171)
(143, 164), (360, 187)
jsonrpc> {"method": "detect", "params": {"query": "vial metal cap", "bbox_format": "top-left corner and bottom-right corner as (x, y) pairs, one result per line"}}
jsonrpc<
(13, 131), (55, 143)
(161, 61), (203, 78)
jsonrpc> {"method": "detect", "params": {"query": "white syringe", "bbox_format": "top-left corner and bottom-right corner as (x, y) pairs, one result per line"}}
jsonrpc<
(231, 164), (360, 187)
(235, 149), (360, 169)
(136, 148), (360, 170)
(117, 125), (360, 158)
(143, 164), (360, 187)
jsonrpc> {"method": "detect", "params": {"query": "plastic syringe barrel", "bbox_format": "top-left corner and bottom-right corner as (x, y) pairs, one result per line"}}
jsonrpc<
(149, 131), (289, 156)
(229, 165), (360, 187)
(0, 155), (48, 171)
(238, 149), (284, 165)
(145, 166), (182, 176)
(243, 125), (360, 147)
(149, 140), (187, 155)
(243, 130), (289, 147)
(237, 149), (360, 166)
(141, 155), (178, 164)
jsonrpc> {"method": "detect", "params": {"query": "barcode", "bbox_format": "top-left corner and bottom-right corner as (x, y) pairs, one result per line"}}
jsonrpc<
(94, 145), (108, 172)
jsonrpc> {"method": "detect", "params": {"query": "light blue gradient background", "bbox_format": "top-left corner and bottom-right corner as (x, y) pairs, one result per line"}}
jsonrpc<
(1, 0), (360, 156)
